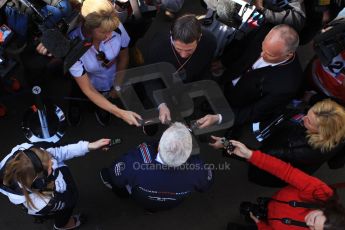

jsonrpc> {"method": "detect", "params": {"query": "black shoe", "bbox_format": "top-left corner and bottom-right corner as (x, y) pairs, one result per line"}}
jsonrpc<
(67, 105), (81, 126)
(95, 108), (110, 126)
(100, 168), (113, 190)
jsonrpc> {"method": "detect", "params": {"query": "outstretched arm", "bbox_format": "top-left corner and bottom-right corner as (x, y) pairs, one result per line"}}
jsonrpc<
(74, 74), (141, 126)
(230, 140), (333, 198)
(47, 139), (110, 162)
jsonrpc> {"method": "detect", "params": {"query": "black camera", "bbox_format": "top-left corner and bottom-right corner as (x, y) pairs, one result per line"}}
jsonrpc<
(204, 0), (255, 29)
(239, 197), (270, 221)
(17, 0), (90, 73)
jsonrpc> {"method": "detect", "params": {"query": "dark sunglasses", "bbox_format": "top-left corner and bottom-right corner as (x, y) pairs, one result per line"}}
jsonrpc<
(96, 51), (111, 68)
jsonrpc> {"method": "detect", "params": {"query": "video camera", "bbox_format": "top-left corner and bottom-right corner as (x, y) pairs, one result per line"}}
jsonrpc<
(217, 0), (256, 29)
(203, 0), (257, 29)
(18, 0), (91, 73)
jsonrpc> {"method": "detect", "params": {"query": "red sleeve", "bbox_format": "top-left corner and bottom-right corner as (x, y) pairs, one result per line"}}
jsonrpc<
(249, 151), (333, 199)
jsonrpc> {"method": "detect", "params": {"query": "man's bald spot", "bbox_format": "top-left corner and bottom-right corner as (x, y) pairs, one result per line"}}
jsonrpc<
(268, 24), (299, 54)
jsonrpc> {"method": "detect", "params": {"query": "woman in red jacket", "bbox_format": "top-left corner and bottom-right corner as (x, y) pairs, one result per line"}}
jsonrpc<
(213, 138), (345, 230)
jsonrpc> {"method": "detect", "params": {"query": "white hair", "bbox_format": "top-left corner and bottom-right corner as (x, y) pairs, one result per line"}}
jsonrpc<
(159, 122), (192, 167)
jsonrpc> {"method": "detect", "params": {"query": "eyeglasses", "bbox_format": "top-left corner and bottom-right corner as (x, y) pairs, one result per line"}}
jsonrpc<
(96, 51), (111, 68)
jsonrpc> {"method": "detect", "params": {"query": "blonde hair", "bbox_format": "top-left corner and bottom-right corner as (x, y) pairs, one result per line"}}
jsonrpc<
(81, 0), (119, 33)
(3, 148), (53, 209)
(307, 99), (345, 152)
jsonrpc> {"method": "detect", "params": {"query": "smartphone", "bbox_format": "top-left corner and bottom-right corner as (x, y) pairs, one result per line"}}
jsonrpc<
(108, 138), (121, 147)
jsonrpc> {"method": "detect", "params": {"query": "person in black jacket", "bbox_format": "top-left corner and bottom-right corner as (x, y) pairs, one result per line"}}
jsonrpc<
(210, 99), (345, 187)
(197, 24), (302, 128)
(138, 14), (217, 124)
(250, 99), (345, 187)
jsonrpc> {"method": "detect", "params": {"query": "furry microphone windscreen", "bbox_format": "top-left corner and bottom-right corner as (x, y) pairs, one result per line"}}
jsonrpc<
(203, 0), (242, 25)
(41, 29), (71, 58)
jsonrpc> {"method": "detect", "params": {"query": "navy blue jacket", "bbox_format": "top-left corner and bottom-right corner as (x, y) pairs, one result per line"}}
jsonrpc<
(109, 142), (213, 211)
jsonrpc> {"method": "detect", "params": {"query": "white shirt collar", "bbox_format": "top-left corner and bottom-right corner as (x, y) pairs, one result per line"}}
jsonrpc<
(252, 57), (288, 70)
(155, 152), (165, 165)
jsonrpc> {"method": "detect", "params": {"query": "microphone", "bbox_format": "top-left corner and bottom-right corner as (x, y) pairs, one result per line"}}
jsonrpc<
(203, 0), (218, 11)
(215, 0), (253, 29)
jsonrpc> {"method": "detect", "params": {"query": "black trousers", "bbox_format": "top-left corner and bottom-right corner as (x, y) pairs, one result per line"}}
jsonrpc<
(37, 166), (78, 228)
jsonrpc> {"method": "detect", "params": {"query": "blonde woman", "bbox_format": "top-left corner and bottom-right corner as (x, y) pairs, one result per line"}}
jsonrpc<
(211, 99), (345, 187)
(0, 139), (109, 230)
(68, 0), (141, 127)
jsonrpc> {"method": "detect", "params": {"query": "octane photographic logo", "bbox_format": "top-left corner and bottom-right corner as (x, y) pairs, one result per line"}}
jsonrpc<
(131, 161), (231, 171)
(115, 62), (234, 154)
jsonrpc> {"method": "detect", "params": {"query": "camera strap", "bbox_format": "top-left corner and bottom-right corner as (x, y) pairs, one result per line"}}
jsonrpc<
(269, 198), (320, 209)
(258, 197), (318, 227)
(268, 218), (309, 228)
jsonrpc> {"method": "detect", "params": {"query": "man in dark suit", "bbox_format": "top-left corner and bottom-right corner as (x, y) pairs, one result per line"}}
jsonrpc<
(197, 24), (302, 128)
(139, 14), (216, 124)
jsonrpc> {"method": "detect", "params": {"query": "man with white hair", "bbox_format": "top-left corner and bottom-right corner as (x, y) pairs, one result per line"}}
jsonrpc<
(100, 122), (213, 211)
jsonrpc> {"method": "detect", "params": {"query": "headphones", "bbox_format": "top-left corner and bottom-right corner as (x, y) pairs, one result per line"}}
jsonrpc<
(21, 149), (50, 190)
